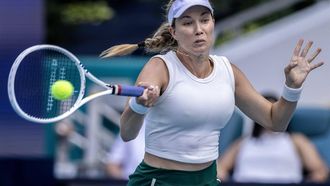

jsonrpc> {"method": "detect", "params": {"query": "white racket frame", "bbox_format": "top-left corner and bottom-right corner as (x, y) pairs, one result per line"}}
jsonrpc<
(8, 45), (117, 123)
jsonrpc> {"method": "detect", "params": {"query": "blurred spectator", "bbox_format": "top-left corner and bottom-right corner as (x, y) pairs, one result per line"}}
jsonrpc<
(54, 120), (78, 178)
(105, 125), (145, 180)
(217, 94), (329, 184)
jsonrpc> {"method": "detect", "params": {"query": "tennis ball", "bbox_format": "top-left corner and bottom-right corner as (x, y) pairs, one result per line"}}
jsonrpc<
(51, 80), (74, 100)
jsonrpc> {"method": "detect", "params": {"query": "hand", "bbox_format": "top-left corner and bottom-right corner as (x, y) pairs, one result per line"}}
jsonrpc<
(136, 82), (160, 107)
(284, 39), (324, 88)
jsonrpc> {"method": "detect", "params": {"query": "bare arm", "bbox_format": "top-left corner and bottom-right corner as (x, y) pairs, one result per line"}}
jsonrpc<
(234, 39), (323, 131)
(120, 57), (168, 141)
(233, 65), (297, 131)
(292, 133), (329, 183)
(217, 139), (243, 181)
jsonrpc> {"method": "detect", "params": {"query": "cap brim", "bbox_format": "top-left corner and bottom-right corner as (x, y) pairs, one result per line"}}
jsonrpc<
(173, 3), (213, 19)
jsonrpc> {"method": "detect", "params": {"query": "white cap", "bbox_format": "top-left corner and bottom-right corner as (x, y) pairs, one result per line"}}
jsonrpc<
(168, 0), (214, 25)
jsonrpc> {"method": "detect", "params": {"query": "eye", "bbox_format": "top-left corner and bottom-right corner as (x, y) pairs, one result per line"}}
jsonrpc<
(201, 18), (210, 23)
(183, 21), (192, 26)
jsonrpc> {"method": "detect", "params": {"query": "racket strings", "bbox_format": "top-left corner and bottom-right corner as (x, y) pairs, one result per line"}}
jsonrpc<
(14, 49), (82, 120)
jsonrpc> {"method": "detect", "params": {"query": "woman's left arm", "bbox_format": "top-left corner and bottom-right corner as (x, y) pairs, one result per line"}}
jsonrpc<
(234, 39), (324, 131)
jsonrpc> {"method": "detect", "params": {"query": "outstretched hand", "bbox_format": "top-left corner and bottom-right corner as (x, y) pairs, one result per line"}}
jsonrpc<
(284, 39), (324, 88)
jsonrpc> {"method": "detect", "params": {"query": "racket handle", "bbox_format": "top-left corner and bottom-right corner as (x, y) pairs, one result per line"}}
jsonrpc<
(117, 85), (144, 97)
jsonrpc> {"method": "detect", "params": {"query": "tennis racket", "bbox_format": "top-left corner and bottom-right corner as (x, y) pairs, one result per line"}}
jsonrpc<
(8, 44), (144, 124)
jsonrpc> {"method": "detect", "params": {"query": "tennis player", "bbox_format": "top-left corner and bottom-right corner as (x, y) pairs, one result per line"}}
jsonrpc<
(101, 0), (324, 185)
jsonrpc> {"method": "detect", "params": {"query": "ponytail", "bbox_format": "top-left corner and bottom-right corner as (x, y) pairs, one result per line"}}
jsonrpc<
(100, 22), (177, 58)
(100, 1), (177, 58)
(99, 42), (145, 58)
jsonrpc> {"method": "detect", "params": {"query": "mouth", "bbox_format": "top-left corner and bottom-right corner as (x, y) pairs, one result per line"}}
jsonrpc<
(194, 39), (206, 44)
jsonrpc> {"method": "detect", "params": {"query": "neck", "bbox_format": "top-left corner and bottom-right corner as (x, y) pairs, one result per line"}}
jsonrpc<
(175, 48), (212, 78)
(176, 48), (209, 62)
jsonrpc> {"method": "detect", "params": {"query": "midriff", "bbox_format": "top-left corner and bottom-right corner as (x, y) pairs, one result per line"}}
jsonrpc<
(143, 152), (213, 171)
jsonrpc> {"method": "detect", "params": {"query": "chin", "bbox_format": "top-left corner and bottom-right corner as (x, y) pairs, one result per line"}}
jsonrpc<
(193, 45), (210, 53)
(192, 49), (209, 56)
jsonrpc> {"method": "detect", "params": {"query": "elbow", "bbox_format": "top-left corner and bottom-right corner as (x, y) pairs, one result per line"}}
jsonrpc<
(268, 123), (288, 132)
(119, 117), (134, 142)
(119, 112), (142, 142)
(271, 127), (287, 132)
(262, 121), (288, 132)
(120, 130), (137, 142)
(121, 135), (135, 142)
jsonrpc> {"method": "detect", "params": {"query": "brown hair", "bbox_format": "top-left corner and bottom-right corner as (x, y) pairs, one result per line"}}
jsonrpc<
(100, 0), (177, 58)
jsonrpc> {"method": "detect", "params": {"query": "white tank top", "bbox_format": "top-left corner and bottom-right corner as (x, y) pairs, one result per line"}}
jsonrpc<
(144, 51), (235, 163)
(233, 132), (303, 183)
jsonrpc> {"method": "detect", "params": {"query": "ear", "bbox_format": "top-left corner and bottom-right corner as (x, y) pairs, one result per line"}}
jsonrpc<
(169, 26), (177, 40)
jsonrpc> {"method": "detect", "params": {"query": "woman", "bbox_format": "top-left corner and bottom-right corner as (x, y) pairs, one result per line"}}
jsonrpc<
(218, 94), (329, 183)
(101, 0), (324, 185)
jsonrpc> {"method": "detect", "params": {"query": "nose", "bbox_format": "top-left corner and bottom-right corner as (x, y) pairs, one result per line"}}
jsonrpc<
(195, 22), (203, 36)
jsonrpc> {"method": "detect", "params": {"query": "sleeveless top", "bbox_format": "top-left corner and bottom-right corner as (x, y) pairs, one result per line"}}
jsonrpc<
(233, 132), (303, 183)
(144, 51), (235, 163)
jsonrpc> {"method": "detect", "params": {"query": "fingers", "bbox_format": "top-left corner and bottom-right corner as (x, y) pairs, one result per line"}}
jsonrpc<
(291, 39), (315, 58)
(136, 82), (160, 107)
(307, 48), (322, 63)
(291, 39), (303, 61)
(310, 61), (324, 71)
(137, 81), (153, 88)
(300, 40), (313, 57)
(146, 85), (160, 107)
(291, 39), (322, 64)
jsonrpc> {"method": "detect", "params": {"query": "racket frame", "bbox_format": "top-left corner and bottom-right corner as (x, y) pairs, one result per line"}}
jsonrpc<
(7, 44), (127, 123)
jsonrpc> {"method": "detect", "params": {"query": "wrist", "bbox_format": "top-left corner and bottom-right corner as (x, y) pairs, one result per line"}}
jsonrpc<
(282, 84), (303, 102)
(285, 81), (301, 89)
(129, 97), (149, 115)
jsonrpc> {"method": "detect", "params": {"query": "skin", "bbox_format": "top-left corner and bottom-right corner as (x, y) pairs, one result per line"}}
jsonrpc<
(120, 5), (324, 171)
(106, 163), (124, 179)
(217, 131), (329, 183)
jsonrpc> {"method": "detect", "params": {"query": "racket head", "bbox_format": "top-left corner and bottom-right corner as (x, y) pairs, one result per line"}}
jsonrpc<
(8, 45), (86, 123)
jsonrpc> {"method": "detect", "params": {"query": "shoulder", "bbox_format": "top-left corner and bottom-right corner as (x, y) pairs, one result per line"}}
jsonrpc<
(210, 55), (236, 87)
(142, 55), (168, 72)
(210, 55), (231, 66)
(210, 55), (241, 76)
(147, 51), (174, 70)
(137, 54), (169, 91)
(147, 56), (166, 67)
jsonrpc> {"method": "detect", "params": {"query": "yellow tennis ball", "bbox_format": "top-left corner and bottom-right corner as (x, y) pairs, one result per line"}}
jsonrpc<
(51, 80), (74, 100)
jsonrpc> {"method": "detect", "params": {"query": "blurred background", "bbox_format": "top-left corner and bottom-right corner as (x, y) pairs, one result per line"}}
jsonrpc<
(1, 0), (330, 186)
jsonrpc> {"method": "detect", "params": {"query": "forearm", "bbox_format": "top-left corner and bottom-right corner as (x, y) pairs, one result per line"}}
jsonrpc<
(120, 107), (145, 142)
(233, 64), (299, 132)
(269, 97), (297, 131)
(237, 94), (298, 132)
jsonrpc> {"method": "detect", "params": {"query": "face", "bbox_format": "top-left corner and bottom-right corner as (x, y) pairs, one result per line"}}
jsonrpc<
(170, 6), (215, 56)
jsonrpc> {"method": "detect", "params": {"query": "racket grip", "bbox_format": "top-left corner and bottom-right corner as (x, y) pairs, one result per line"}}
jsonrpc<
(117, 85), (144, 97)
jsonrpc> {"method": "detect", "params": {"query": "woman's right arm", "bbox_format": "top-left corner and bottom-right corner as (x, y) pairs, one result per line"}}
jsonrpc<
(120, 57), (168, 141)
